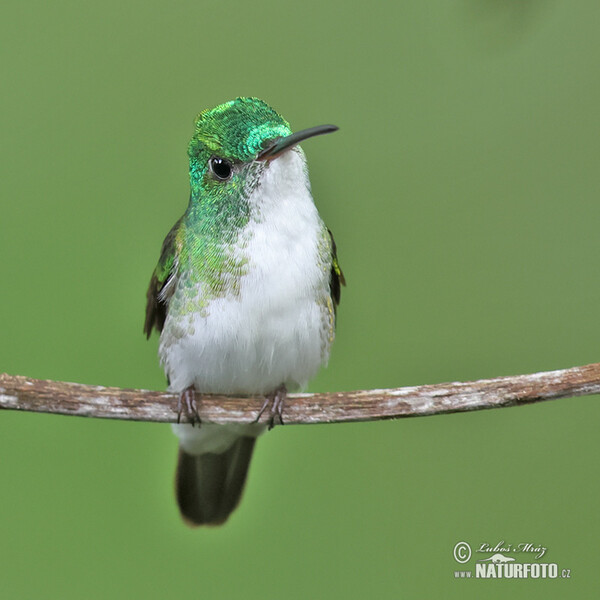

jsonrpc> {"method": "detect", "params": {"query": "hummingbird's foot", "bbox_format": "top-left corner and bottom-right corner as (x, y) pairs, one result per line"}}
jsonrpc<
(254, 385), (287, 430)
(177, 386), (201, 427)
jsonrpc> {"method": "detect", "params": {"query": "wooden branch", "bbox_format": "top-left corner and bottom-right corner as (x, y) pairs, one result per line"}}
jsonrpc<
(1, 363), (599, 425)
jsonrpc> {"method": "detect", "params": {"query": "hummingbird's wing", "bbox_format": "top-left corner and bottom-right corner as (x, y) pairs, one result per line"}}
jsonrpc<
(144, 218), (182, 338)
(328, 228), (345, 312)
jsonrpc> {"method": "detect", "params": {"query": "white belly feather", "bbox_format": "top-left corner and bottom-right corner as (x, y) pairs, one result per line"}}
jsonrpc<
(160, 150), (333, 454)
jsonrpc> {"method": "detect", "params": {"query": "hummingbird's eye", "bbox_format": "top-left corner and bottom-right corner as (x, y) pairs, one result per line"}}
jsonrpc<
(209, 157), (233, 181)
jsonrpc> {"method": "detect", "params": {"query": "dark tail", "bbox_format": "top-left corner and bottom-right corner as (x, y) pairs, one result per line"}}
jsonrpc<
(175, 436), (256, 526)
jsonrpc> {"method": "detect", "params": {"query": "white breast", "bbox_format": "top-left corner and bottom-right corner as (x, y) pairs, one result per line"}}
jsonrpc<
(159, 149), (333, 398)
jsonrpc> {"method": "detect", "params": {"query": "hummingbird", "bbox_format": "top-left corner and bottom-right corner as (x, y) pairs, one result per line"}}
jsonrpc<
(144, 97), (344, 526)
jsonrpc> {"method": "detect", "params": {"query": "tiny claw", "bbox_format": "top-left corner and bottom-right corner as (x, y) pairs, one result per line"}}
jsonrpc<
(177, 386), (201, 427)
(254, 385), (287, 430)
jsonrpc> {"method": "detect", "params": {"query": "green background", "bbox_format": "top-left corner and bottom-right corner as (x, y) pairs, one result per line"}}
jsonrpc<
(1, 1), (598, 598)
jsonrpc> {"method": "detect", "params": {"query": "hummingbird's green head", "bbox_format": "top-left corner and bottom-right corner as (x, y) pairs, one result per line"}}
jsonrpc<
(187, 97), (337, 197)
(189, 97), (291, 164)
(188, 97), (290, 191)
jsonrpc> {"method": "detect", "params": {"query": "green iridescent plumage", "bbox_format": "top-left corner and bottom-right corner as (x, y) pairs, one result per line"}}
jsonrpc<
(189, 97), (292, 172)
(144, 96), (343, 338)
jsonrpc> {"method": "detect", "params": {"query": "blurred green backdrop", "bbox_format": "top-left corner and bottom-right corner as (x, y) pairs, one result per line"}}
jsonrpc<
(1, 1), (599, 598)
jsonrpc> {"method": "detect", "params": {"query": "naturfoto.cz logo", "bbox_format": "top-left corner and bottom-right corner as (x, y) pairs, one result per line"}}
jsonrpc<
(452, 541), (572, 580)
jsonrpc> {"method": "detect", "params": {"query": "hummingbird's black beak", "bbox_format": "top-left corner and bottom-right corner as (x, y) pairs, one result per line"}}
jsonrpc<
(257, 124), (338, 161)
